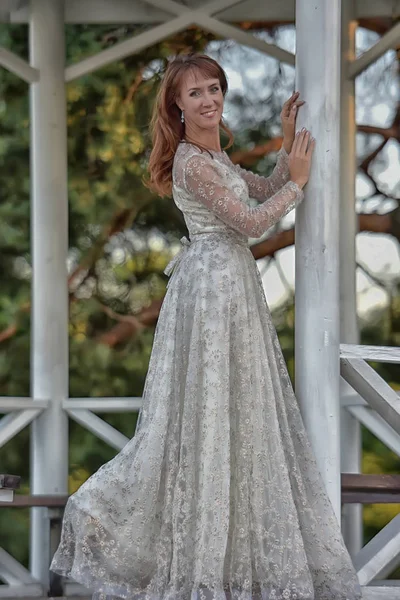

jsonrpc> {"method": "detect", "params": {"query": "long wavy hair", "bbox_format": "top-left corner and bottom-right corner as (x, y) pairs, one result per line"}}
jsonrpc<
(144, 53), (234, 198)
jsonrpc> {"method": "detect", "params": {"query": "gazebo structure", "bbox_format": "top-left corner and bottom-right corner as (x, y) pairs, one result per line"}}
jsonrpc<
(0, 0), (400, 598)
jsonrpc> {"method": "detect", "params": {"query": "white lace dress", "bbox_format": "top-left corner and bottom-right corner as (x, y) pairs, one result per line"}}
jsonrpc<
(51, 142), (362, 600)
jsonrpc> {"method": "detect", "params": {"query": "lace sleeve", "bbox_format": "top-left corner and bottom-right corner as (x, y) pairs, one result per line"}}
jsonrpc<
(184, 153), (304, 238)
(231, 146), (291, 202)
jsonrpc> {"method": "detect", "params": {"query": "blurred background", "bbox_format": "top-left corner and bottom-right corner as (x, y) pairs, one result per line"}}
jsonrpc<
(0, 20), (399, 571)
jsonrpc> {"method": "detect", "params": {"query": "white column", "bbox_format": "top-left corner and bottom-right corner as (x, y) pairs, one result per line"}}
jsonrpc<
(340, 0), (363, 555)
(294, 0), (342, 518)
(29, 0), (68, 588)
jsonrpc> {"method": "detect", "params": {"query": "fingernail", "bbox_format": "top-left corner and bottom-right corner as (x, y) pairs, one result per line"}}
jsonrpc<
(301, 127), (305, 131)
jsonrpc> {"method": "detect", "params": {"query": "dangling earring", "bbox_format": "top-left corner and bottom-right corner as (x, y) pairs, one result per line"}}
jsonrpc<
(181, 110), (185, 123)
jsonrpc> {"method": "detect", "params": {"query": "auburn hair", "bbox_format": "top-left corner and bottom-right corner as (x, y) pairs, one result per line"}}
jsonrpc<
(144, 53), (234, 198)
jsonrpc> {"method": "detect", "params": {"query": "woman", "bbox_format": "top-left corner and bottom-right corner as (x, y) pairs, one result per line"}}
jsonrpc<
(51, 53), (362, 600)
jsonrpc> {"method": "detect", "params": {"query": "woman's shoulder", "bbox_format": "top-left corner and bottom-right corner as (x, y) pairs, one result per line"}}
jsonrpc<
(174, 142), (225, 172)
(173, 142), (215, 186)
(174, 141), (210, 163)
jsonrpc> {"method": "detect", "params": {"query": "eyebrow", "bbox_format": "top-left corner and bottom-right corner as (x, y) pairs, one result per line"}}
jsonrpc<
(188, 82), (220, 91)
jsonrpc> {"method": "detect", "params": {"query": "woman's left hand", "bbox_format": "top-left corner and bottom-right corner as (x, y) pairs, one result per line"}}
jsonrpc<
(280, 91), (305, 153)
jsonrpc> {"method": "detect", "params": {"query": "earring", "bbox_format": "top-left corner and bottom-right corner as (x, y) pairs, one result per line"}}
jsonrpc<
(181, 110), (185, 123)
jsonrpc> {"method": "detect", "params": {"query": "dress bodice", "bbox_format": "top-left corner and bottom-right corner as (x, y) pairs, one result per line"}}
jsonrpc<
(171, 141), (304, 242)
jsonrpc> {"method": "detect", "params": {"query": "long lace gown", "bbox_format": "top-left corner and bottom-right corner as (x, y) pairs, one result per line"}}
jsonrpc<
(51, 142), (362, 600)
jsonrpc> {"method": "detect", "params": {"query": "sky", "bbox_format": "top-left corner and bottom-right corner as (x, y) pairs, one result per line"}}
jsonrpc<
(205, 29), (400, 320)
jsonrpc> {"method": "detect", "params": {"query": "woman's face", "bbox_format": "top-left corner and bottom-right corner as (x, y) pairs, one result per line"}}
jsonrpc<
(176, 69), (224, 132)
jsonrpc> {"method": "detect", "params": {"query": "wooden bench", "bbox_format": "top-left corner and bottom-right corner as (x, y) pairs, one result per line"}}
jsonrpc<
(0, 474), (21, 502)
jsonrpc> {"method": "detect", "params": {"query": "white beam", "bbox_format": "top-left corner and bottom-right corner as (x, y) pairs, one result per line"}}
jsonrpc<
(294, 0), (342, 517)
(0, 584), (43, 598)
(361, 587), (400, 599)
(143, 0), (295, 64)
(0, 47), (39, 82)
(67, 409), (129, 450)
(0, 410), (42, 448)
(348, 21), (400, 79)
(341, 344), (400, 364)
(65, 0), (294, 81)
(29, 0), (69, 589)
(64, 397), (142, 412)
(0, 549), (39, 586)
(5, 0), (400, 23)
(347, 405), (400, 457)
(0, 398), (48, 412)
(355, 514), (400, 585)
(341, 358), (400, 433)
(194, 14), (295, 65)
(65, 14), (193, 81)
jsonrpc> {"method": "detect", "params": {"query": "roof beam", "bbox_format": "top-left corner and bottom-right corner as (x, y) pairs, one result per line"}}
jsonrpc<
(66, 0), (294, 81)
(348, 21), (400, 78)
(5, 0), (400, 23)
(65, 14), (193, 81)
(0, 47), (39, 82)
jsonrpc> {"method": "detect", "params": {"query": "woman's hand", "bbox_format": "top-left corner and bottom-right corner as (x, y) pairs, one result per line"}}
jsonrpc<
(281, 91), (305, 153)
(288, 129), (315, 189)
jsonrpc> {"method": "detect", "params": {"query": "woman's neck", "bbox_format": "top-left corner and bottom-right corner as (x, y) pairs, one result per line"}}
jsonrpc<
(183, 129), (221, 153)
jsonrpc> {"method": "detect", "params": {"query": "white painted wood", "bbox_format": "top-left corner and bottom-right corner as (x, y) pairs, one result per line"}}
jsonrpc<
(0, 489), (14, 502)
(340, 358), (400, 433)
(0, 398), (48, 412)
(339, 0), (362, 557)
(64, 397), (142, 412)
(4, 0), (400, 23)
(362, 587), (400, 599)
(29, 0), (69, 589)
(341, 390), (368, 407)
(341, 344), (400, 364)
(294, 0), (342, 518)
(0, 549), (39, 585)
(0, 584), (43, 598)
(349, 21), (400, 78)
(0, 410), (42, 448)
(195, 14), (295, 64)
(67, 409), (129, 450)
(65, 0), (294, 81)
(65, 14), (193, 81)
(63, 582), (93, 596)
(355, 0), (400, 19)
(354, 514), (400, 585)
(342, 390), (400, 406)
(143, 0), (294, 63)
(369, 581), (400, 587)
(347, 405), (400, 457)
(0, 47), (39, 82)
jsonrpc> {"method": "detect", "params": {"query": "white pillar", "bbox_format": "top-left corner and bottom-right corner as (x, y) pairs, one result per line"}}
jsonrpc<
(29, 0), (68, 588)
(294, 0), (342, 518)
(340, 0), (363, 556)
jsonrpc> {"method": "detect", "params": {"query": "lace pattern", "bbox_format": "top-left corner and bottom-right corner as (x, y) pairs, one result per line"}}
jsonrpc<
(51, 143), (362, 600)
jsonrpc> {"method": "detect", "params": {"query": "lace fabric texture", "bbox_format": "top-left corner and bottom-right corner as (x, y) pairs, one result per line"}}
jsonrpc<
(51, 143), (362, 600)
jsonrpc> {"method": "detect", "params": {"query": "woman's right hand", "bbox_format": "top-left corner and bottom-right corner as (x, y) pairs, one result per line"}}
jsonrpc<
(288, 128), (315, 189)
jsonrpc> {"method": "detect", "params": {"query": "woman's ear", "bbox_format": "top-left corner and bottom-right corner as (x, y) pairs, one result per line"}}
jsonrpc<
(175, 96), (183, 112)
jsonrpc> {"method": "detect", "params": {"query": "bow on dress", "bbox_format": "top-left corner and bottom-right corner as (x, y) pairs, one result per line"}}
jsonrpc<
(164, 236), (191, 286)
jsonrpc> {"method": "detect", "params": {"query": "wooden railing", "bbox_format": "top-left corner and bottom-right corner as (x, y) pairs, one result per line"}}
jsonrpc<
(2, 473), (400, 508)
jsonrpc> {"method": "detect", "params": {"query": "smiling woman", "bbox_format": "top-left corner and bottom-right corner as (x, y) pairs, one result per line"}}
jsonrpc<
(50, 53), (362, 600)
(144, 53), (234, 198)
(176, 75), (224, 148)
